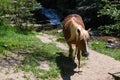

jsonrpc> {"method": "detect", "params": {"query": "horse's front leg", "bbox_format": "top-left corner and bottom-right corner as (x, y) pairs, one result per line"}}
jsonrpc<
(77, 49), (83, 72)
(68, 43), (74, 60)
(77, 49), (80, 68)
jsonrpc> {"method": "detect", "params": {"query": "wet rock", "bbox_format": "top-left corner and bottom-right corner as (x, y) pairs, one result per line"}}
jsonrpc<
(106, 40), (120, 49)
(100, 36), (120, 49)
(107, 38), (117, 43)
(2, 44), (8, 48)
(106, 43), (120, 49)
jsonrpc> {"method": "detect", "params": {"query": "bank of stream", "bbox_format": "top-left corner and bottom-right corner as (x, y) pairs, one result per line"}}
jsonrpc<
(90, 30), (120, 49)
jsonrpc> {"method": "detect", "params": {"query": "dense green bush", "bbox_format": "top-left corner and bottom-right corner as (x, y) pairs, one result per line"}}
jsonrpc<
(0, 0), (40, 31)
(98, 0), (120, 36)
(12, 0), (40, 30)
(0, 0), (12, 25)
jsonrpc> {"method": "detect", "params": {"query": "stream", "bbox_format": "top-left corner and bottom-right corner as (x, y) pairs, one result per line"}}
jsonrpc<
(90, 30), (120, 49)
(100, 36), (120, 49)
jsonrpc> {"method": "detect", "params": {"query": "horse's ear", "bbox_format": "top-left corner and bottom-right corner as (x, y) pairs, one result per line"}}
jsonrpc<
(87, 28), (91, 32)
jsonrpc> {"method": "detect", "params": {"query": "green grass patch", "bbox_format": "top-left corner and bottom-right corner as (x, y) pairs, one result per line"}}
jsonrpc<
(42, 29), (66, 43)
(42, 29), (58, 35)
(0, 25), (36, 53)
(0, 25), (62, 79)
(20, 43), (61, 79)
(89, 40), (120, 60)
(41, 29), (64, 37)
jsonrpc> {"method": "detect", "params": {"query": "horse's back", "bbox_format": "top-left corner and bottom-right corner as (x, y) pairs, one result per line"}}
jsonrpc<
(62, 14), (85, 42)
(62, 14), (85, 29)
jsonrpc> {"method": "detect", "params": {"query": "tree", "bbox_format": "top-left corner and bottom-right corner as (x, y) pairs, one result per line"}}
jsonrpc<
(37, 0), (101, 29)
(0, 0), (13, 25)
(98, 0), (120, 36)
(12, 0), (40, 31)
(0, 0), (40, 31)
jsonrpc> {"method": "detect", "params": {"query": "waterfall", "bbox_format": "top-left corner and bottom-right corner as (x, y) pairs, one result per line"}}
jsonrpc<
(39, 6), (61, 25)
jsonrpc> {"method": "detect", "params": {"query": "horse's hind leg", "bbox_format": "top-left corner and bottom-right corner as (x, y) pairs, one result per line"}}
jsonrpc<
(68, 43), (74, 60)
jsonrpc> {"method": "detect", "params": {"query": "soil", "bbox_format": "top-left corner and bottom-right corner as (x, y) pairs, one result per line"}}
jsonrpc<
(37, 33), (120, 80)
(0, 33), (120, 80)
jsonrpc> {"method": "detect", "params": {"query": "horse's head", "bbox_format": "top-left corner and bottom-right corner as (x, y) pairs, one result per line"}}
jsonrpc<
(77, 28), (91, 57)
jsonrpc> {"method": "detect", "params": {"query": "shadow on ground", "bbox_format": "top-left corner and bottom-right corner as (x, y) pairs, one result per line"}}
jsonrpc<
(56, 52), (77, 80)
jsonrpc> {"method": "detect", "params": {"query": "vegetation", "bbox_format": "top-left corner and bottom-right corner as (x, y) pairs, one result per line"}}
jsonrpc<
(38, 0), (101, 28)
(0, 25), (61, 79)
(0, 0), (120, 79)
(98, 0), (120, 36)
(42, 29), (65, 43)
(38, 0), (120, 36)
(0, 0), (40, 30)
(89, 40), (120, 60)
(0, 0), (61, 79)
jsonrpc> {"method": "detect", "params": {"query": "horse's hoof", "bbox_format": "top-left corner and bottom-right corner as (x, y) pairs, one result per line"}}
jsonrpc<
(79, 68), (82, 72)
(77, 68), (82, 74)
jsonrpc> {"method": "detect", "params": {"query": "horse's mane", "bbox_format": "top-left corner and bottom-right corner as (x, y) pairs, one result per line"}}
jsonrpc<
(68, 17), (90, 42)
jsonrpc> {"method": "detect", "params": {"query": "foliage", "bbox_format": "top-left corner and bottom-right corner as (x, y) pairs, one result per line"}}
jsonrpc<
(98, 0), (120, 36)
(76, 0), (101, 27)
(38, 0), (101, 28)
(12, 0), (40, 31)
(89, 40), (120, 60)
(0, 0), (12, 25)
(0, 0), (40, 31)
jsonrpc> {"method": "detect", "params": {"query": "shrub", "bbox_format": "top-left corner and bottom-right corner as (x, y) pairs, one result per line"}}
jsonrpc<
(0, 0), (40, 31)
(98, 0), (120, 36)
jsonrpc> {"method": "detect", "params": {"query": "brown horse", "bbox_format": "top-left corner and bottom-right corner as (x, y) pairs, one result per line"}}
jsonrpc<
(62, 14), (90, 69)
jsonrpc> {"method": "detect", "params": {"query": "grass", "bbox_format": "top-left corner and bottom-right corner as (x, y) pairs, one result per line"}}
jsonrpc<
(42, 29), (66, 43)
(0, 25), (62, 79)
(41, 29), (120, 61)
(5, 78), (14, 80)
(20, 43), (61, 79)
(0, 25), (37, 55)
(89, 39), (120, 60)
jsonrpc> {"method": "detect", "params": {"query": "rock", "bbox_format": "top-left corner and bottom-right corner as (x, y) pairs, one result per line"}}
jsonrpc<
(107, 38), (116, 43)
(2, 44), (8, 48)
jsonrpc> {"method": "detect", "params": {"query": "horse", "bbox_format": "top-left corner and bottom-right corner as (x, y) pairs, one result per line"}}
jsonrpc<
(62, 14), (91, 69)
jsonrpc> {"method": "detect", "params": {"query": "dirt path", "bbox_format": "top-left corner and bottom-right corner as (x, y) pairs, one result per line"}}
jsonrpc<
(0, 51), (36, 80)
(37, 33), (120, 80)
